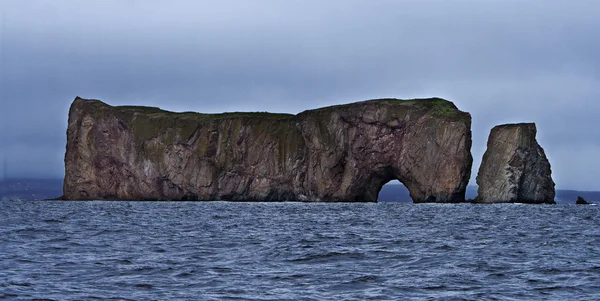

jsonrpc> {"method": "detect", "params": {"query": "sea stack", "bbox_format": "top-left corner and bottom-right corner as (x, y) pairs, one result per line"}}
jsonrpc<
(576, 196), (589, 205)
(62, 97), (472, 202)
(476, 123), (555, 204)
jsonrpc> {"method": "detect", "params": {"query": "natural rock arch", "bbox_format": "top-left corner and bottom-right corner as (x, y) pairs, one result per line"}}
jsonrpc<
(62, 97), (473, 202)
(377, 180), (414, 202)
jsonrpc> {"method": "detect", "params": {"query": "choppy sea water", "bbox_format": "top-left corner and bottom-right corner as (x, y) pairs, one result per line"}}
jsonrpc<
(1, 199), (599, 301)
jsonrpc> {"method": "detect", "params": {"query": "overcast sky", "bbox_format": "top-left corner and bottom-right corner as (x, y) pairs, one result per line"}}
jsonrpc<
(1, 0), (599, 190)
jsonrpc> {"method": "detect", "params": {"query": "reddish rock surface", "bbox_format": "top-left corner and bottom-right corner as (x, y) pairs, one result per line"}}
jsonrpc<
(63, 97), (472, 202)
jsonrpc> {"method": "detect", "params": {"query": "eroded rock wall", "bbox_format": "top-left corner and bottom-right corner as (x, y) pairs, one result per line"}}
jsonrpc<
(63, 97), (473, 202)
(476, 123), (555, 204)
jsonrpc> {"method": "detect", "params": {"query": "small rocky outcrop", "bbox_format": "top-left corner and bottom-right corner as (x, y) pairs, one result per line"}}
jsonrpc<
(476, 123), (555, 204)
(62, 97), (473, 202)
(576, 196), (589, 205)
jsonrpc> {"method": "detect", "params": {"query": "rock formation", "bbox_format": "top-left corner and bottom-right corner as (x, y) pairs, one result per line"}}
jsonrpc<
(476, 123), (555, 204)
(576, 196), (589, 205)
(62, 97), (472, 202)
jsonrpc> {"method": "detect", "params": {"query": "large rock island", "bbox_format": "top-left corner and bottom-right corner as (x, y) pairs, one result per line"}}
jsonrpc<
(62, 97), (473, 202)
(476, 123), (555, 204)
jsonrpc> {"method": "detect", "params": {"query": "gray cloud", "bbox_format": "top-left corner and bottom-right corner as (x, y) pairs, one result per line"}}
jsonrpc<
(1, 0), (599, 189)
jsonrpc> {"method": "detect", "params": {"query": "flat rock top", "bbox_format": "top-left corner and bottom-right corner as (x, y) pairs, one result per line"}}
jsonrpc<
(72, 96), (469, 122)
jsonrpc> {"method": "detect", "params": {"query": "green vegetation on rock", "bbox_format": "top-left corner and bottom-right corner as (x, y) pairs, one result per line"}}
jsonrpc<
(75, 97), (468, 165)
(299, 97), (465, 119)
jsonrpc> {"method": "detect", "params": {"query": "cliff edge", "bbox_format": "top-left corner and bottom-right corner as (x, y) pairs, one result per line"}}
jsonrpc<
(63, 97), (472, 202)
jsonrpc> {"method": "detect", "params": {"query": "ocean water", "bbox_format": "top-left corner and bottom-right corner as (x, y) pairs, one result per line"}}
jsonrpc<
(1, 199), (599, 300)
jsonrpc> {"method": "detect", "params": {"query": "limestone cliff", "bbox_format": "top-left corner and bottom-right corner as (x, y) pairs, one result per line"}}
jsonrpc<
(62, 97), (473, 202)
(476, 123), (555, 204)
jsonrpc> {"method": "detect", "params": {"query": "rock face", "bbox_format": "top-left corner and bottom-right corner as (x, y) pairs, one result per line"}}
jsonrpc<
(63, 97), (473, 202)
(476, 123), (555, 204)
